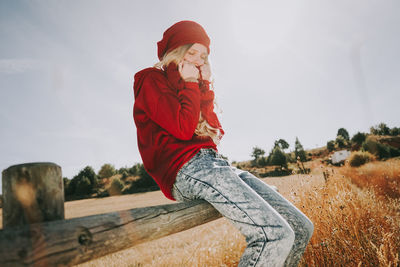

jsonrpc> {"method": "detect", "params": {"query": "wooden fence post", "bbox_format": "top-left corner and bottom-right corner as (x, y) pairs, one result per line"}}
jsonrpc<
(2, 162), (64, 228)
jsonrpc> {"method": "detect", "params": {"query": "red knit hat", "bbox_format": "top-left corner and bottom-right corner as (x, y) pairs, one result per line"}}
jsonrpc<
(157, 20), (210, 60)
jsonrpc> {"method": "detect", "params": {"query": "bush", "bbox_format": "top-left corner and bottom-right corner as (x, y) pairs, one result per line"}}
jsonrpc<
(123, 164), (159, 194)
(337, 128), (350, 141)
(259, 167), (292, 177)
(108, 177), (124, 196)
(336, 135), (348, 149)
(75, 176), (92, 196)
(349, 151), (375, 167)
(78, 166), (98, 187)
(351, 132), (367, 146)
(98, 164), (116, 179)
(327, 140), (335, 152)
(268, 146), (287, 168)
(362, 138), (390, 159)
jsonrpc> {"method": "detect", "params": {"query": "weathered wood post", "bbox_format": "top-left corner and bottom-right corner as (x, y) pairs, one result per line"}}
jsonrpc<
(2, 162), (64, 228)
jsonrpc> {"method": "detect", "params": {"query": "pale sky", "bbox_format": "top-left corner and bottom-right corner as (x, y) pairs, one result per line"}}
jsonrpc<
(1, 1), (399, 191)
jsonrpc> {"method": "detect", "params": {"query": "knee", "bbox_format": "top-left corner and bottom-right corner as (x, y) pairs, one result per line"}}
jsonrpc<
(273, 222), (296, 257)
(303, 216), (314, 241)
(296, 212), (314, 242)
(267, 220), (296, 249)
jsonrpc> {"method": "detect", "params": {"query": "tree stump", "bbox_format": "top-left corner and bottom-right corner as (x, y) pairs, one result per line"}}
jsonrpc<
(2, 162), (64, 228)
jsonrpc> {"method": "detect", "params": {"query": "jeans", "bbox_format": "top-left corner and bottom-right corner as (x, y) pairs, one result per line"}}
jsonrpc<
(172, 149), (313, 267)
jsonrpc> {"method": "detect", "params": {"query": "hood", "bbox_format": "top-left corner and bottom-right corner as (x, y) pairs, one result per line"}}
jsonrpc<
(133, 67), (164, 99)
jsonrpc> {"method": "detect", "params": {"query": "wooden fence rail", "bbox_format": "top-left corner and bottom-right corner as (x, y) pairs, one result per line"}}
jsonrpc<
(0, 163), (221, 267)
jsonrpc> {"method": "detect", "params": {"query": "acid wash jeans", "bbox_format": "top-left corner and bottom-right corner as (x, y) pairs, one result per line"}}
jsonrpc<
(172, 149), (314, 267)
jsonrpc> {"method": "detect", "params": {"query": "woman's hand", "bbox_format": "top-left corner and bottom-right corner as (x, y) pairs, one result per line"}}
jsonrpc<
(178, 60), (199, 82)
(200, 63), (211, 81)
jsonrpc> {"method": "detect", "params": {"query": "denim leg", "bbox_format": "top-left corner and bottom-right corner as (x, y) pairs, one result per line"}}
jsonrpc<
(232, 167), (314, 267)
(172, 150), (295, 267)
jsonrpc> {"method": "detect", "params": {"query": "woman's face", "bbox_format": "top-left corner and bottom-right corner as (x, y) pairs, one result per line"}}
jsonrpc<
(183, 43), (208, 67)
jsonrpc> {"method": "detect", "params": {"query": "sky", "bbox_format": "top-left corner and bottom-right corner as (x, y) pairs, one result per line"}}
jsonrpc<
(1, 0), (399, 191)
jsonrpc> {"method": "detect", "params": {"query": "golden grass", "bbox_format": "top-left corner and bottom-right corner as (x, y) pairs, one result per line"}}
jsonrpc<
(298, 159), (400, 267)
(340, 158), (400, 199)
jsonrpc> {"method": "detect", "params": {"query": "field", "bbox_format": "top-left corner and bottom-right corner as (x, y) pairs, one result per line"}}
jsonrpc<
(1, 159), (399, 266)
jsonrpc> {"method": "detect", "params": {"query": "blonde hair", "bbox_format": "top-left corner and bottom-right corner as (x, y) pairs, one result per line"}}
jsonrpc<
(154, 45), (221, 145)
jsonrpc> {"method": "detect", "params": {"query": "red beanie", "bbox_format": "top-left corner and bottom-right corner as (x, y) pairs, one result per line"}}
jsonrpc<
(157, 20), (210, 60)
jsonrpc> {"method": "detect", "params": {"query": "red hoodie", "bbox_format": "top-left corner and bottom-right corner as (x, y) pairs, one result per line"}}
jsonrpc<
(133, 67), (218, 200)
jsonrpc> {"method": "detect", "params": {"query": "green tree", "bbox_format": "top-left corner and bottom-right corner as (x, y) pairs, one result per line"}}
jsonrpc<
(370, 122), (390, 135)
(274, 139), (290, 150)
(63, 177), (70, 197)
(123, 164), (159, 194)
(335, 135), (347, 149)
(327, 140), (335, 152)
(351, 132), (367, 146)
(390, 127), (400, 136)
(98, 163), (116, 179)
(377, 123), (390, 135)
(337, 128), (350, 141)
(269, 146), (287, 168)
(77, 166), (98, 187)
(251, 146), (265, 160)
(65, 165), (98, 197)
(294, 137), (307, 162)
(75, 176), (92, 196)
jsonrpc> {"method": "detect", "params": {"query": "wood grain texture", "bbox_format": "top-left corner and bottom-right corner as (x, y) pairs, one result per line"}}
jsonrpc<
(0, 200), (221, 267)
(2, 162), (64, 228)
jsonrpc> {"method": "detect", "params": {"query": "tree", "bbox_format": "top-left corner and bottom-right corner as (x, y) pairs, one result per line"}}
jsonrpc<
(335, 135), (347, 149)
(75, 176), (92, 196)
(274, 139), (289, 150)
(377, 123), (390, 135)
(327, 140), (335, 152)
(390, 127), (400, 136)
(370, 122), (390, 135)
(294, 137), (307, 162)
(98, 163), (116, 179)
(77, 166), (98, 187)
(251, 146), (265, 160)
(351, 132), (367, 146)
(65, 166), (98, 197)
(269, 146), (287, 168)
(337, 128), (350, 141)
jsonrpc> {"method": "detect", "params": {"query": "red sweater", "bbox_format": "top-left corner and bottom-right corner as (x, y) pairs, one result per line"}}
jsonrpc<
(133, 67), (218, 200)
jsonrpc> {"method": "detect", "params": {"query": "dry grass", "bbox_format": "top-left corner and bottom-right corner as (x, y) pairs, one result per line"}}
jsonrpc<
(298, 159), (400, 267)
(340, 158), (400, 199)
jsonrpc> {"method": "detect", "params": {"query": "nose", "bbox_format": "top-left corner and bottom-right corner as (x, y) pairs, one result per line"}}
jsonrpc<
(194, 56), (204, 67)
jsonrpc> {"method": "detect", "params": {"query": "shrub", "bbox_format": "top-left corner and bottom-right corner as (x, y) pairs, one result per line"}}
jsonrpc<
(123, 164), (159, 194)
(75, 176), (92, 196)
(327, 140), (335, 152)
(108, 177), (124, 196)
(98, 163), (116, 179)
(335, 135), (348, 148)
(295, 137), (307, 162)
(337, 127), (350, 141)
(78, 166), (98, 187)
(351, 132), (367, 146)
(251, 147), (265, 167)
(362, 138), (390, 159)
(268, 146), (287, 168)
(259, 167), (292, 177)
(348, 151), (375, 167)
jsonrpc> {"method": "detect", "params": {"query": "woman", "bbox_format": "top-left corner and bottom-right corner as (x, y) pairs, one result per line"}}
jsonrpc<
(133, 20), (313, 267)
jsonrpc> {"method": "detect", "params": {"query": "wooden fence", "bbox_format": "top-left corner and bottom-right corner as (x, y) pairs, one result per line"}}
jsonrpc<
(0, 162), (221, 267)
